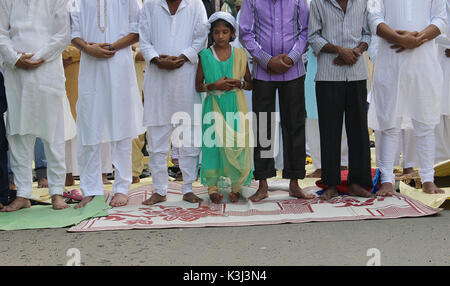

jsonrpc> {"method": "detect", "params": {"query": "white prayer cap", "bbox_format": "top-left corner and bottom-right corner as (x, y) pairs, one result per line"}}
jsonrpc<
(208, 11), (237, 30)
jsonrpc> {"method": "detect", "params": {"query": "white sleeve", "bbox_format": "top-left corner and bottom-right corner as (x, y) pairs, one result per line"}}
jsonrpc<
(0, 0), (21, 67)
(129, 0), (142, 34)
(70, 0), (82, 40)
(367, 0), (385, 35)
(139, 2), (159, 63)
(430, 0), (448, 35)
(32, 0), (71, 62)
(181, 0), (208, 64)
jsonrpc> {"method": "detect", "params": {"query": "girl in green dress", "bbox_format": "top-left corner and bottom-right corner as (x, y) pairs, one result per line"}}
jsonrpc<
(195, 12), (253, 204)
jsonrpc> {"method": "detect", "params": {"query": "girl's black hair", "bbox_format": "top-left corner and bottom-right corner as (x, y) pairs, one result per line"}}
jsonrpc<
(209, 19), (236, 44)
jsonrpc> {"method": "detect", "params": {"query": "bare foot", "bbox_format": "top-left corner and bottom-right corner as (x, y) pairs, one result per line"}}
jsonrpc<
(348, 184), (374, 198)
(110, 193), (129, 207)
(74, 196), (95, 209)
(289, 180), (315, 199)
(306, 169), (322, 178)
(320, 186), (339, 201)
(183, 192), (203, 203)
(102, 174), (112, 185)
(249, 180), (269, 202)
(52, 195), (70, 210)
(143, 193), (167, 205)
(65, 173), (75, 187)
(0, 197), (31, 212)
(422, 182), (446, 195)
(37, 177), (49, 188)
(132, 176), (140, 184)
(0, 202), (2, 209)
(376, 182), (394, 197)
(209, 193), (223, 204)
(229, 192), (241, 203)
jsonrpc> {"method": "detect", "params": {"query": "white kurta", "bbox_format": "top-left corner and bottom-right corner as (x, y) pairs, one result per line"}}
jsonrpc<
(70, 0), (145, 146)
(139, 0), (208, 127)
(0, 0), (76, 143)
(436, 0), (450, 116)
(368, 0), (448, 131)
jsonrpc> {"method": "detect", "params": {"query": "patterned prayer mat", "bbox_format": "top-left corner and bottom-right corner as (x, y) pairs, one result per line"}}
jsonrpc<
(68, 179), (441, 232)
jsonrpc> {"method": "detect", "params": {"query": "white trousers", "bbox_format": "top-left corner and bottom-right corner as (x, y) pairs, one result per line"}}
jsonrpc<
(8, 134), (66, 199)
(393, 129), (418, 168)
(66, 137), (113, 176)
(377, 120), (436, 184)
(147, 125), (200, 196)
(435, 115), (450, 164)
(78, 137), (132, 197)
(306, 118), (348, 170)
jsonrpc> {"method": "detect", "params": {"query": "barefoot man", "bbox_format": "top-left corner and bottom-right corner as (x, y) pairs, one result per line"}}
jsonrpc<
(240, 0), (314, 202)
(368, 0), (448, 196)
(139, 0), (208, 205)
(308, 0), (373, 200)
(70, 0), (145, 208)
(0, 0), (76, 212)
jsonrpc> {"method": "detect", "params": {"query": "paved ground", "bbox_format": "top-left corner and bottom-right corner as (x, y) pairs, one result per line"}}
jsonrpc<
(1, 201), (449, 266)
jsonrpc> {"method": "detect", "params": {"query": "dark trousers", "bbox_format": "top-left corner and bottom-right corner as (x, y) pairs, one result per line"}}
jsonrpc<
(316, 80), (372, 187)
(252, 77), (306, 180)
(0, 72), (9, 205)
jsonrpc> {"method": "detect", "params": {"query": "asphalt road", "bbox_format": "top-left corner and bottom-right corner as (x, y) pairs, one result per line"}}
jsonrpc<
(1, 201), (449, 266)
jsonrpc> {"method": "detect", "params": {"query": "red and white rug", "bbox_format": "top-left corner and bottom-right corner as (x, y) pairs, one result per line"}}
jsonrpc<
(68, 180), (441, 232)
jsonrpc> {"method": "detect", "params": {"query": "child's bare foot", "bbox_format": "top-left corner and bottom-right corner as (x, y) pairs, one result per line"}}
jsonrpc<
(422, 182), (446, 194)
(348, 184), (374, 198)
(143, 193), (166, 205)
(102, 174), (112, 185)
(0, 197), (31, 212)
(37, 177), (48, 188)
(110, 193), (128, 207)
(183, 192), (203, 203)
(306, 169), (322, 178)
(320, 186), (339, 201)
(229, 192), (241, 203)
(376, 182), (394, 196)
(289, 180), (315, 199)
(249, 180), (269, 202)
(132, 176), (140, 184)
(65, 173), (75, 186)
(75, 196), (95, 209)
(209, 193), (223, 204)
(52, 195), (70, 210)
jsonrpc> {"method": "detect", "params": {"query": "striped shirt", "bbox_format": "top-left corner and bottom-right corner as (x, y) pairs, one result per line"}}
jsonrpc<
(239, 0), (309, 82)
(308, 0), (371, 81)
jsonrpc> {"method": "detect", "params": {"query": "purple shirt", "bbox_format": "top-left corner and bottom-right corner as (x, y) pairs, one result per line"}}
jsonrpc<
(239, 0), (309, 82)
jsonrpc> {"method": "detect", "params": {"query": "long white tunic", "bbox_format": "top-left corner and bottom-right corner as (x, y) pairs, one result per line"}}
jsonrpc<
(139, 0), (208, 127)
(436, 0), (450, 116)
(368, 0), (448, 130)
(70, 0), (145, 146)
(0, 0), (76, 143)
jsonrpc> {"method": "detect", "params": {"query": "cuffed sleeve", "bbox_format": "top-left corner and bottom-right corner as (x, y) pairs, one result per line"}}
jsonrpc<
(32, 0), (71, 63)
(367, 0), (385, 35)
(239, 0), (273, 71)
(308, 0), (329, 54)
(181, 0), (208, 64)
(287, 0), (309, 64)
(430, 0), (448, 35)
(139, 3), (159, 63)
(129, 0), (142, 34)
